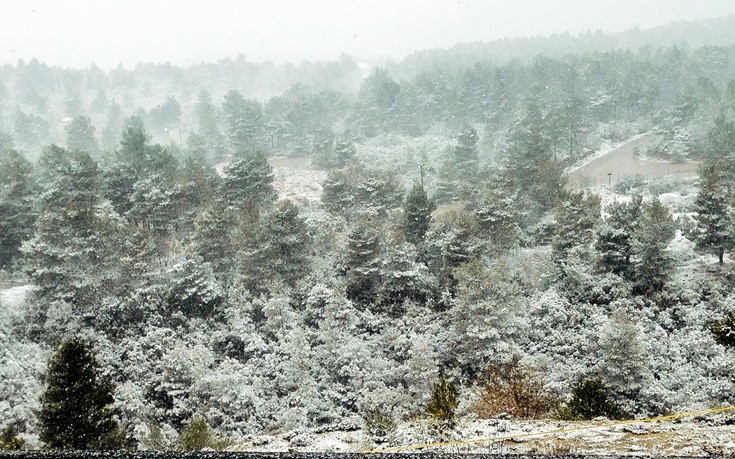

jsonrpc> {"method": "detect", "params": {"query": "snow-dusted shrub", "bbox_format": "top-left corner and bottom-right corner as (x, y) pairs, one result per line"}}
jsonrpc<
(178, 413), (228, 451)
(471, 356), (551, 419)
(426, 376), (459, 425)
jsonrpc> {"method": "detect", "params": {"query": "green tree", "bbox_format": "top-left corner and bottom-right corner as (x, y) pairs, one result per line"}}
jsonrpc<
(65, 115), (98, 155)
(502, 103), (566, 220)
(222, 90), (264, 153)
(252, 200), (312, 287)
(564, 378), (625, 420)
(426, 376), (459, 425)
(403, 182), (435, 244)
(39, 338), (126, 450)
(221, 150), (276, 209)
(0, 425), (25, 450)
(692, 165), (732, 264)
(595, 195), (643, 275)
(0, 150), (37, 270)
(632, 197), (676, 294)
(178, 414), (224, 451)
(552, 191), (601, 261)
(437, 127), (480, 201)
(345, 219), (382, 305)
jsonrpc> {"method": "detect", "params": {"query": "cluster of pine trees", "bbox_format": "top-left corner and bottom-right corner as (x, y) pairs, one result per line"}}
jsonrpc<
(2, 37), (735, 450)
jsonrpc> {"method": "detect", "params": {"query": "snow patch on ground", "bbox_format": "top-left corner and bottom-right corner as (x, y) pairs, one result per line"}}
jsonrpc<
(227, 417), (735, 455)
(0, 284), (35, 331)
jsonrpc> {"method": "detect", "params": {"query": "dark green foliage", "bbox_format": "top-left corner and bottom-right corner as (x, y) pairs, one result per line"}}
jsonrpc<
(595, 195), (642, 276)
(0, 150), (36, 270)
(502, 103), (566, 220)
(632, 197), (676, 295)
(426, 376), (459, 424)
(149, 96), (182, 131)
(313, 138), (356, 169)
(692, 165), (732, 264)
(712, 312), (735, 347)
(0, 425), (25, 450)
(470, 185), (522, 252)
(321, 167), (403, 216)
(39, 337), (126, 450)
(221, 151), (276, 209)
(166, 254), (223, 318)
(246, 200), (312, 288)
(345, 220), (382, 305)
(222, 90), (264, 153)
(704, 114), (735, 165)
(403, 183), (435, 244)
(563, 378), (625, 420)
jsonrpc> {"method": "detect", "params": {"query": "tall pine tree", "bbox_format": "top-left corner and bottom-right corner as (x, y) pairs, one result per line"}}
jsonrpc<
(692, 165), (732, 264)
(403, 182), (435, 244)
(39, 338), (125, 450)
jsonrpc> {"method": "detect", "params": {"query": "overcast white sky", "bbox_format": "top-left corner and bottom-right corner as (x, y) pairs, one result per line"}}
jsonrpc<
(2, 0), (735, 70)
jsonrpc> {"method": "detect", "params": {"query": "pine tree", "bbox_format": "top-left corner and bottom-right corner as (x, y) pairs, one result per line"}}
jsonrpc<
(632, 197), (676, 294)
(345, 219), (382, 305)
(403, 182), (435, 244)
(426, 376), (459, 425)
(39, 337), (125, 450)
(65, 115), (98, 155)
(552, 191), (601, 261)
(0, 150), (37, 270)
(221, 151), (276, 209)
(595, 195), (643, 276)
(692, 165), (732, 264)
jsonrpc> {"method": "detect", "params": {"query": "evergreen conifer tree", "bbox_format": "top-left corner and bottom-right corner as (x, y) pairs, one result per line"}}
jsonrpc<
(692, 165), (732, 264)
(39, 337), (125, 450)
(403, 182), (435, 244)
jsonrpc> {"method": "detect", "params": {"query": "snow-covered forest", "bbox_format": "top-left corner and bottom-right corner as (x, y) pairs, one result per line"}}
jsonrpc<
(3, 14), (735, 450)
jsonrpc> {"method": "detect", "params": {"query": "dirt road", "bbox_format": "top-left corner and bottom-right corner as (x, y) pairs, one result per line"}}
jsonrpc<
(565, 134), (701, 190)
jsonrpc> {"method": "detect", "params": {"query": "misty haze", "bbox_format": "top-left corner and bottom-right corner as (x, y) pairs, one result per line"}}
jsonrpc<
(3, 0), (735, 455)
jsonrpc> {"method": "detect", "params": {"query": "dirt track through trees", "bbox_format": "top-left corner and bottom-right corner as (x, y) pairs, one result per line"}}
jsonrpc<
(565, 134), (701, 190)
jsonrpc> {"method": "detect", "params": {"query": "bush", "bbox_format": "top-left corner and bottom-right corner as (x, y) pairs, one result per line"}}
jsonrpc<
(560, 378), (626, 420)
(0, 425), (25, 450)
(178, 414), (229, 451)
(426, 376), (459, 425)
(363, 408), (397, 439)
(472, 357), (551, 419)
(712, 312), (735, 348)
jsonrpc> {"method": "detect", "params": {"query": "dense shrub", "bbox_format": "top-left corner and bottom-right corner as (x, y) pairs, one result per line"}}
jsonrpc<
(178, 414), (228, 451)
(362, 408), (397, 439)
(560, 378), (626, 420)
(712, 312), (735, 348)
(426, 376), (459, 425)
(472, 357), (551, 419)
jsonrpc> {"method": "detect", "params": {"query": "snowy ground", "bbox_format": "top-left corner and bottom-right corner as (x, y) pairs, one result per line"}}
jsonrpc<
(270, 157), (327, 207)
(227, 416), (735, 455)
(0, 284), (35, 333)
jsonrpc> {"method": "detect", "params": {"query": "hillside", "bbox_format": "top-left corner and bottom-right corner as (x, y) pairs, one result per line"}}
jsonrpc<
(3, 13), (735, 454)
